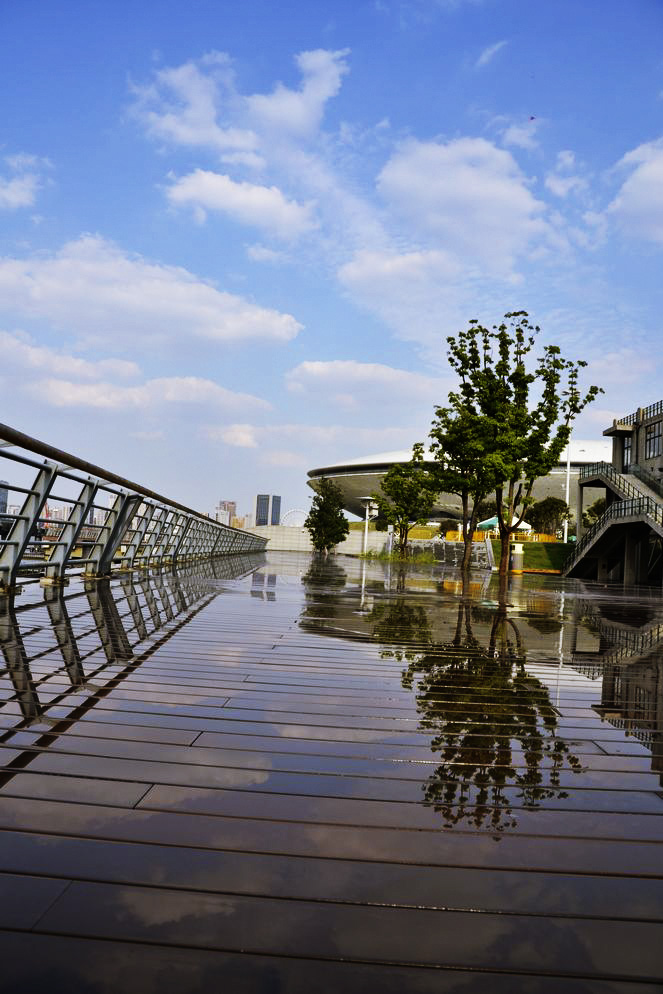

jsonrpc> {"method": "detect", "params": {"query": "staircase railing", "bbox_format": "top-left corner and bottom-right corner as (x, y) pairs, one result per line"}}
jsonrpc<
(564, 495), (663, 574)
(629, 463), (663, 501)
(579, 461), (643, 500)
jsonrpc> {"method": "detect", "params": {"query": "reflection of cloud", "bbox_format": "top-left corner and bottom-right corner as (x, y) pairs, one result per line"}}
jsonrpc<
(119, 886), (236, 927)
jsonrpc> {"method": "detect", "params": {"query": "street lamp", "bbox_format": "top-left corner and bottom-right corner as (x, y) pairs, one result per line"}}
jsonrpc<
(360, 497), (378, 557)
(563, 440), (571, 543)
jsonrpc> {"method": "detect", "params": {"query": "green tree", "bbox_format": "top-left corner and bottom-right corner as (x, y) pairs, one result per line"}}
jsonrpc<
(524, 496), (571, 535)
(430, 384), (506, 574)
(431, 312), (601, 582)
(304, 477), (350, 553)
(371, 443), (436, 558)
(582, 496), (606, 528)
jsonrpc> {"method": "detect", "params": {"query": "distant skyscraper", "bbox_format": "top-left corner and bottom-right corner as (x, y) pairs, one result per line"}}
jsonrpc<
(255, 494), (281, 527)
(255, 494), (270, 526)
(214, 499), (236, 526)
(0, 481), (8, 516)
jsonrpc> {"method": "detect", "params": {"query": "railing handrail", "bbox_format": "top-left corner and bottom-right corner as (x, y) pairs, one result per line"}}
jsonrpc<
(0, 421), (238, 533)
(613, 399), (663, 426)
(565, 492), (663, 572)
(628, 463), (663, 501)
(579, 461), (643, 501)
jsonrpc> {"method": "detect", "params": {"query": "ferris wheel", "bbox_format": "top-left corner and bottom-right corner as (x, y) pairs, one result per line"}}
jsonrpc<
(280, 508), (307, 527)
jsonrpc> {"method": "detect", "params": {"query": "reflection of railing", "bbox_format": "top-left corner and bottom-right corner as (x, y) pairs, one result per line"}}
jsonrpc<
(0, 422), (266, 592)
(0, 556), (262, 730)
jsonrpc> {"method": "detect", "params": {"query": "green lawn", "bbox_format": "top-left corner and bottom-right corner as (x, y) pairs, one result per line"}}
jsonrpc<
(490, 540), (571, 571)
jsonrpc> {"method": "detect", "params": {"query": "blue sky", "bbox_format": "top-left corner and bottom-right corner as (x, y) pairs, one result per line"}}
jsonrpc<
(2, 0), (662, 518)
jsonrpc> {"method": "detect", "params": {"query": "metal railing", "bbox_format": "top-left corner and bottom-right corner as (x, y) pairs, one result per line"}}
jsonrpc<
(0, 422), (266, 593)
(579, 461), (643, 500)
(617, 400), (663, 426)
(565, 494), (663, 573)
(565, 462), (663, 573)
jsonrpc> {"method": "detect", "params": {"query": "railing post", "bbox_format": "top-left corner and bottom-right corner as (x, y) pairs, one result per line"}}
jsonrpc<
(162, 512), (189, 567)
(43, 477), (99, 585)
(85, 493), (143, 578)
(120, 501), (154, 570)
(0, 460), (58, 594)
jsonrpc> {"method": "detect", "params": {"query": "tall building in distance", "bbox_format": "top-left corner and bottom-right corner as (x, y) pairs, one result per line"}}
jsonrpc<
(0, 481), (8, 516)
(214, 500), (237, 526)
(255, 494), (281, 527)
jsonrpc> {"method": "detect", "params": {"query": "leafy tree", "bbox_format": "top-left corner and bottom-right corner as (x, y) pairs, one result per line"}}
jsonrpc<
(582, 496), (606, 528)
(304, 477), (349, 553)
(429, 375), (507, 574)
(371, 443), (436, 557)
(524, 496), (571, 535)
(431, 312), (601, 581)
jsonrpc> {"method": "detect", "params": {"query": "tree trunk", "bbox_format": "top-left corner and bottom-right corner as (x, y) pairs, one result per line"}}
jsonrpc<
(461, 500), (481, 574)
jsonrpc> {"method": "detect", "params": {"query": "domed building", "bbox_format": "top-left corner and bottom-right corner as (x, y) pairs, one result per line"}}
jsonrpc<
(307, 439), (611, 520)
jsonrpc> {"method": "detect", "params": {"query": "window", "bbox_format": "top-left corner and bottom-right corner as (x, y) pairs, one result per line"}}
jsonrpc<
(645, 422), (662, 460)
(623, 435), (632, 471)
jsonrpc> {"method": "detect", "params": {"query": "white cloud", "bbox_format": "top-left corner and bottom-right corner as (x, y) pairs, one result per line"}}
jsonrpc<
(206, 421), (416, 450)
(0, 330), (139, 379)
(0, 153), (49, 210)
(585, 348), (654, 387)
(501, 118), (541, 151)
(262, 448), (308, 467)
(475, 40), (507, 69)
(167, 169), (315, 239)
(544, 149), (587, 198)
(216, 423), (259, 447)
(131, 52), (258, 154)
(377, 138), (548, 272)
(0, 235), (302, 346)
(246, 244), (288, 263)
(246, 49), (350, 137)
(286, 358), (446, 405)
(545, 173), (585, 198)
(608, 138), (663, 243)
(27, 375), (270, 411)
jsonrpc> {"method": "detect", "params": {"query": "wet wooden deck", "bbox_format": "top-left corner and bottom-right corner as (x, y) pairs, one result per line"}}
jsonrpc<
(0, 553), (662, 992)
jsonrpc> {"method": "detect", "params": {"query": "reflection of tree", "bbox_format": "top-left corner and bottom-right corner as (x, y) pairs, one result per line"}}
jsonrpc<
(300, 555), (348, 623)
(394, 604), (582, 831)
(368, 597), (433, 664)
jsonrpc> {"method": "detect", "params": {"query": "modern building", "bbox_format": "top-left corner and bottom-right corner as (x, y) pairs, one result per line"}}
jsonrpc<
(566, 401), (663, 584)
(308, 440), (611, 520)
(255, 494), (281, 527)
(0, 481), (8, 516)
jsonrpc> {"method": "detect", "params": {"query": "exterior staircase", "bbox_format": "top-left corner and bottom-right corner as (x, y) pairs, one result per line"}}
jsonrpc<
(564, 462), (663, 578)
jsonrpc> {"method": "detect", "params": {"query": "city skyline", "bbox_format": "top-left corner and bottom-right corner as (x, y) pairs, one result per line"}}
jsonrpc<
(1, 1), (662, 514)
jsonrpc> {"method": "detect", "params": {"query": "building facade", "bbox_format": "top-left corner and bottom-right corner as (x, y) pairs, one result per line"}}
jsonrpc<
(255, 494), (281, 527)
(605, 401), (663, 477)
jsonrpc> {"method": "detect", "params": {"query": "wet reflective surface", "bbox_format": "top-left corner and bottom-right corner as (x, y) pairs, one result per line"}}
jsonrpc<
(0, 551), (662, 991)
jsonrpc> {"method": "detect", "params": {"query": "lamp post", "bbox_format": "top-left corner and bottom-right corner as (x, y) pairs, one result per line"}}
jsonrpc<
(563, 441), (571, 543)
(360, 497), (378, 557)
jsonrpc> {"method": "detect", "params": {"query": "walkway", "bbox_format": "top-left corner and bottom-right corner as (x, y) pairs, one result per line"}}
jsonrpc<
(0, 553), (662, 991)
